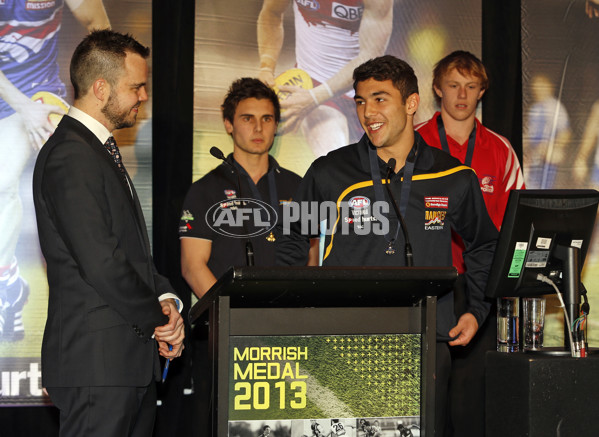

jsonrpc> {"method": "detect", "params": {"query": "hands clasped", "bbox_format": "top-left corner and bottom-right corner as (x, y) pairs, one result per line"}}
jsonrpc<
(154, 299), (185, 360)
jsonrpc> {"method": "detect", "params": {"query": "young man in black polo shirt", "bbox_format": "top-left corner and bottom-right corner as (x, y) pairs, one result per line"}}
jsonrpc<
(178, 77), (302, 436)
(180, 77), (301, 298)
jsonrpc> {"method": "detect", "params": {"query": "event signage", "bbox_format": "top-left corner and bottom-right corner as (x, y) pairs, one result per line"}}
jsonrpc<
(228, 334), (421, 435)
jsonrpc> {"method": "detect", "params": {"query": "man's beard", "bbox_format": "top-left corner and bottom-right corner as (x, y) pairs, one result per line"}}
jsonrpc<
(101, 92), (138, 130)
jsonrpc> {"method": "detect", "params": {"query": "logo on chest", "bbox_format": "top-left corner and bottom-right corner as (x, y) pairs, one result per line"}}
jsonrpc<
(480, 175), (495, 194)
(224, 189), (237, 199)
(26, 0), (56, 10)
(346, 196), (374, 229)
(331, 2), (364, 21)
(424, 196), (448, 231)
(332, 1), (363, 21)
(295, 0), (320, 10)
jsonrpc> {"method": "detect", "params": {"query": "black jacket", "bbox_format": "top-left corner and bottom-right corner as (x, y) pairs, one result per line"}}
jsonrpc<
(277, 134), (498, 339)
(33, 115), (174, 387)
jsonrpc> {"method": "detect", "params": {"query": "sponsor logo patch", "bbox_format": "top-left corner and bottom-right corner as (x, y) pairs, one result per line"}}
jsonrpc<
(26, 0), (56, 10)
(332, 1), (363, 21)
(224, 189), (237, 199)
(180, 210), (194, 221)
(480, 175), (495, 194)
(348, 196), (370, 209)
(296, 0), (320, 10)
(424, 196), (449, 209)
(424, 210), (446, 230)
(179, 210), (194, 233)
(347, 197), (373, 229)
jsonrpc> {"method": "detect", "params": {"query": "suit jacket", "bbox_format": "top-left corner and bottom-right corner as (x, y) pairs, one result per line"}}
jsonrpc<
(33, 115), (174, 387)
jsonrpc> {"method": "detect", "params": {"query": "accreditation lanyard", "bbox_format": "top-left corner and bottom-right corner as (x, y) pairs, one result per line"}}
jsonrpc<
(436, 115), (477, 167)
(367, 142), (416, 254)
(233, 159), (279, 242)
(232, 159), (279, 211)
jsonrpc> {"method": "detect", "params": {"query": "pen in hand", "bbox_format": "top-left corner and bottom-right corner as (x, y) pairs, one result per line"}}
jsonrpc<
(162, 344), (173, 383)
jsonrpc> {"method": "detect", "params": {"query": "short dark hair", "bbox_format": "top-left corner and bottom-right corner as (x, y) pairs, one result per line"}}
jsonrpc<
(221, 78), (280, 124)
(353, 55), (419, 103)
(432, 50), (489, 104)
(70, 29), (150, 100)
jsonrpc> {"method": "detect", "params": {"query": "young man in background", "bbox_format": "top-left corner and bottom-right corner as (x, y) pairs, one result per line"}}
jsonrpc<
(416, 50), (525, 437)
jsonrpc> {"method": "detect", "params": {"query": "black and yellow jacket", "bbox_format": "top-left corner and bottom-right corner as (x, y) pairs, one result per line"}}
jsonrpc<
(276, 133), (498, 341)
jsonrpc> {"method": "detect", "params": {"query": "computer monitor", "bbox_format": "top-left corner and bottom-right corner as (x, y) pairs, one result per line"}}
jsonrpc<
(485, 189), (599, 351)
(485, 189), (599, 299)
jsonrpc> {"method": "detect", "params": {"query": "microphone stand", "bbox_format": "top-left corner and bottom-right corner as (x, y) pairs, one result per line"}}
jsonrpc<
(209, 147), (255, 266)
(385, 158), (413, 267)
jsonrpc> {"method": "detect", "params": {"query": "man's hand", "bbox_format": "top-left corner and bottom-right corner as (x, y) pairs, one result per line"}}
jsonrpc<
(154, 299), (185, 359)
(448, 312), (479, 346)
(277, 84), (318, 134)
(19, 100), (66, 150)
(0, 68), (65, 150)
(258, 69), (276, 87)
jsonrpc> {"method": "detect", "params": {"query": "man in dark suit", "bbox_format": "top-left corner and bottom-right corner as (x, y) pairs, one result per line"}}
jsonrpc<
(32, 30), (184, 437)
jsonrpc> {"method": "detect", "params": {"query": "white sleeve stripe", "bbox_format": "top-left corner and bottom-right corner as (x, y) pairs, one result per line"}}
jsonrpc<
(487, 129), (525, 191)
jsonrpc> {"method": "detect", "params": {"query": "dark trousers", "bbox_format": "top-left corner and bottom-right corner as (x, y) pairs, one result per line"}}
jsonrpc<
(47, 383), (156, 437)
(191, 322), (213, 437)
(448, 275), (496, 437)
(435, 341), (452, 437)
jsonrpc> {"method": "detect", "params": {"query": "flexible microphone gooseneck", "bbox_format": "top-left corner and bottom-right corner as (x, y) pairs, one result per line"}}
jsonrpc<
(385, 158), (414, 267)
(209, 147), (255, 266)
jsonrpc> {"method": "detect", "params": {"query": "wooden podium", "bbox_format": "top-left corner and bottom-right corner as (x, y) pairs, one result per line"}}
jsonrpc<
(189, 266), (456, 437)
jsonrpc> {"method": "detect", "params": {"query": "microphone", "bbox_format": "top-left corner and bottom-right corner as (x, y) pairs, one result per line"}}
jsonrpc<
(209, 146), (227, 161)
(385, 158), (414, 267)
(210, 146), (255, 266)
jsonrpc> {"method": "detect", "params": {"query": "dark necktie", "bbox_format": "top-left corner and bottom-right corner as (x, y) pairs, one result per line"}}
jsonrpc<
(103, 136), (127, 177)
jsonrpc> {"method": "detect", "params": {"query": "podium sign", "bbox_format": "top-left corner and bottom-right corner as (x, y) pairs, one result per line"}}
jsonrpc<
(189, 266), (456, 436)
(228, 333), (421, 423)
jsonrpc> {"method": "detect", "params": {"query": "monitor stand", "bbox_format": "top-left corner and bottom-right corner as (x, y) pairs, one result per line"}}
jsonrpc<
(525, 244), (584, 355)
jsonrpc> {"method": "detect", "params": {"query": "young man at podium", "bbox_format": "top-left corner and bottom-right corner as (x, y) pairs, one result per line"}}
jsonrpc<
(276, 55), (498, 437)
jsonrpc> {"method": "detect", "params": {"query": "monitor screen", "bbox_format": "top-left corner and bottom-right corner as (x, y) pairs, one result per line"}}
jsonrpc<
(485, 189), (599, 298)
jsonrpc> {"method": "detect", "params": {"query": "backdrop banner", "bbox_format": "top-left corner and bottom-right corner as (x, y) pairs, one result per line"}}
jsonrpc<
(0, 0), (153, 406)
(522, 0), (599, 346)
(194, 0), (482, 181)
